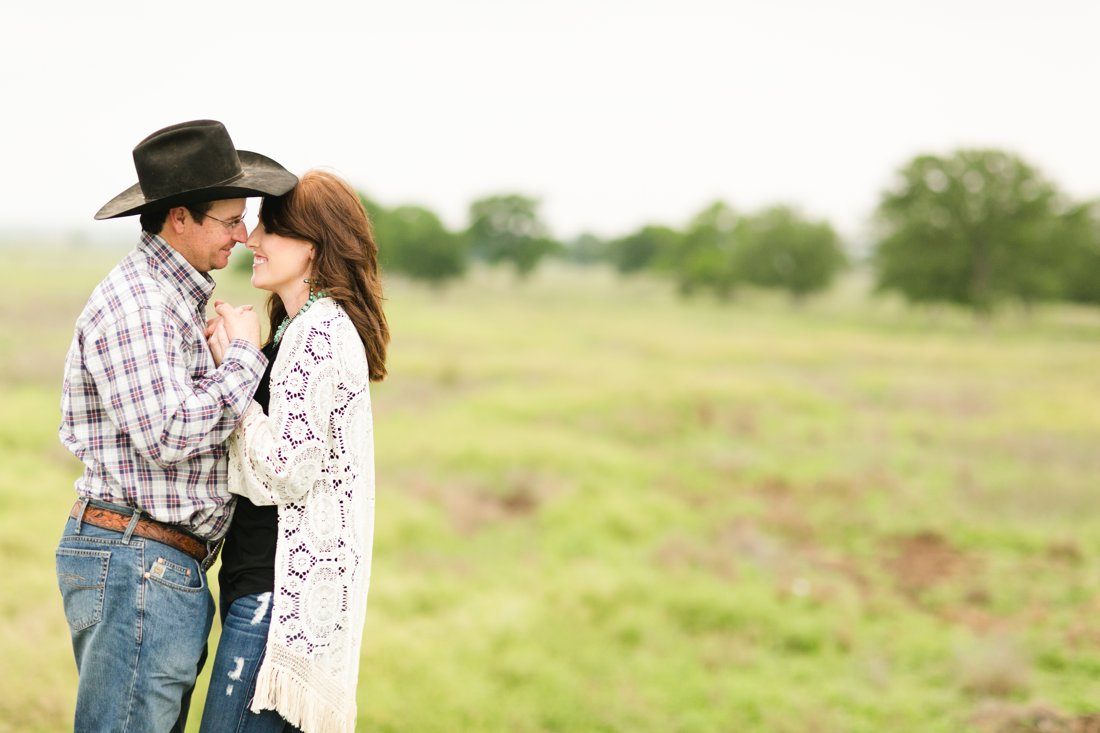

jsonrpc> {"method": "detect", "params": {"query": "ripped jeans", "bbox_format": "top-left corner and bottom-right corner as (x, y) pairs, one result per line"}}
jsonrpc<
(198, 593), (301, 732)
(55, 503), (214, 732)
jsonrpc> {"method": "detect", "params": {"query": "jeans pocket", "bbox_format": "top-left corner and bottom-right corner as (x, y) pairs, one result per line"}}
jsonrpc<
(146, 555), (205, 593)
(56, 548), (110, 632)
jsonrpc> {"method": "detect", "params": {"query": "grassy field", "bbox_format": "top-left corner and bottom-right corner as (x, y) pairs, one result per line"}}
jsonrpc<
(3, 243), (1100, 732)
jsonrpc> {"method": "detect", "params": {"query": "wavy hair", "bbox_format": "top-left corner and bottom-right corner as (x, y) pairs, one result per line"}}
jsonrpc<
(259, 170), (389, 381)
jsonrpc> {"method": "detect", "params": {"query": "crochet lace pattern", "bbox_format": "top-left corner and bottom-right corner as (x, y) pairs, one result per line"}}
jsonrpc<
(227, 297), (374, 733)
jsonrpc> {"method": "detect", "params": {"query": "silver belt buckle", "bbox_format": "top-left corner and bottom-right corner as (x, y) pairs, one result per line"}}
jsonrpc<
(200, 538), (223, 572)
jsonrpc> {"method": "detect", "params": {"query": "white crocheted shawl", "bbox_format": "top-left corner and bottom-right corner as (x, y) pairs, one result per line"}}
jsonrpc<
(227, 298), (374, 733)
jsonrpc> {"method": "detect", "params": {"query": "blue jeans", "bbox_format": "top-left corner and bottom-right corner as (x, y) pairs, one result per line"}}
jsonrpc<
(55, 500), (215, 732)
(199, 593), (300, 733)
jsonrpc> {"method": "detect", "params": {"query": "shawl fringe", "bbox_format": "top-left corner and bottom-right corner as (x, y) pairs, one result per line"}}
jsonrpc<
(250, 647), (357, 733)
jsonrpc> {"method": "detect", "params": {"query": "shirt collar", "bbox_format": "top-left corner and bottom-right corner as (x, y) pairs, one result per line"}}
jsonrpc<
(139, 231), (216, 307)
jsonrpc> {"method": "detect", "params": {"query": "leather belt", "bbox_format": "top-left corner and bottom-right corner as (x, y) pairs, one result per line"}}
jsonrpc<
(70, 500), (215, 568)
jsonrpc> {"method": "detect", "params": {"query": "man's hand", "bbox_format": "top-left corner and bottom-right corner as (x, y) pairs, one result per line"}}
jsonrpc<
(213, 300), (261, 349)
(204, 316), (221, 339)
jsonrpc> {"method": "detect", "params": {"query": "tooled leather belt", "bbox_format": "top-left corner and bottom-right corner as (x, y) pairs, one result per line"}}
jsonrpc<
(70, 500), (217, 568)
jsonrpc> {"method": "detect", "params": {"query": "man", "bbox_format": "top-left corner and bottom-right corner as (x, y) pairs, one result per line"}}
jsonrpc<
(56, 120), (297, 732)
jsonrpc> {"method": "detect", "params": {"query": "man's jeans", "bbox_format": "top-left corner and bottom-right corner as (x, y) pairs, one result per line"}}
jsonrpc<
(55, 500), (214, 732)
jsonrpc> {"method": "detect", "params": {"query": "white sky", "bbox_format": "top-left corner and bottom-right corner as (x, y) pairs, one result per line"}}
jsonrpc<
(2, 0), (1098, 243)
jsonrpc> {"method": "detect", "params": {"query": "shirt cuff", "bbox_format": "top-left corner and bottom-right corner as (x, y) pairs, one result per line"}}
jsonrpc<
(224, 339), (267, 381)
(219, 340), (267, 419)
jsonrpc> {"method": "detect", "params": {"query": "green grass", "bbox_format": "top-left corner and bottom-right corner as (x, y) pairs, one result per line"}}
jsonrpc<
(3, 244), (1100, 731)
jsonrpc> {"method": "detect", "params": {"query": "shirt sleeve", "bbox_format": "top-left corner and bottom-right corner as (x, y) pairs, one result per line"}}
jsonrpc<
(227, 324), (335, 506)
(84, 306), (267, 468)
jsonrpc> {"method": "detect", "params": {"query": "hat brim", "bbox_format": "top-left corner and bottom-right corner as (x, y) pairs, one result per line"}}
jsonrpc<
(94, 151), (299, 220)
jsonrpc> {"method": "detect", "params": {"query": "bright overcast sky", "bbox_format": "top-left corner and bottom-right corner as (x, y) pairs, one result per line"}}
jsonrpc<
(2, 0), (1098, 243)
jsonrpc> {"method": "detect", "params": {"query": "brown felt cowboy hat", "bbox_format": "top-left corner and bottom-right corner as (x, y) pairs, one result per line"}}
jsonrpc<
(95, 119), (298, 220)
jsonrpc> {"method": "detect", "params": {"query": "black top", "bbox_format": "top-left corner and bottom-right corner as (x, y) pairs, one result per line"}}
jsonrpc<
(218, 339), (280, 619)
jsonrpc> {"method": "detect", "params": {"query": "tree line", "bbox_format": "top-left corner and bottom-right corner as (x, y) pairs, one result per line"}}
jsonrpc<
(345, 149), (1100, 313)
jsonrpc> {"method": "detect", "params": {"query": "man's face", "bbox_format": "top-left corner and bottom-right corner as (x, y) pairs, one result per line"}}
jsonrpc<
(174, 198), (248, 273)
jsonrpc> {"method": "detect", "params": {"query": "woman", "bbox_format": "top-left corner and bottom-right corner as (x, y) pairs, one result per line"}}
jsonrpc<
(200, 170), (389, 733)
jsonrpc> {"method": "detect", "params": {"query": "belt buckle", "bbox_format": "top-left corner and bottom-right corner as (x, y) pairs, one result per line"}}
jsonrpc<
(200, 538), (224, 572)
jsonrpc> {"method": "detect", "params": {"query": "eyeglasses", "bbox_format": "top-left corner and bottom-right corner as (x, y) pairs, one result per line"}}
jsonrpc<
(203, 209), (247, 231)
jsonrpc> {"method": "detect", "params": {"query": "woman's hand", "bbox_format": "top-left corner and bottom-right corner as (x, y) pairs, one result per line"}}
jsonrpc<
(208, 319), (230, 366)
(213, 300), (261, 349)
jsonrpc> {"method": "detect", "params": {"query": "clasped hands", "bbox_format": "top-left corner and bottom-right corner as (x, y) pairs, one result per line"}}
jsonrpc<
(205, 300), (262, 366)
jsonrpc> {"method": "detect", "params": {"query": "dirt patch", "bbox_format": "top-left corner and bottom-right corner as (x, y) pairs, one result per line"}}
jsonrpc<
(694, 401), (758, 436)
(1047, 541), (1084, 565)
(405, 471), (560, 534)
(905, 385), (996, 418)
(972, 702), (1100, 733)
(885, 531), (970, 599)
(655, 519), (794, 582)
(942, 601), (1003, 634)
(1062, 595), (1100, 649)
(744, 476), (819, 545)
(653, 532), (737, 580)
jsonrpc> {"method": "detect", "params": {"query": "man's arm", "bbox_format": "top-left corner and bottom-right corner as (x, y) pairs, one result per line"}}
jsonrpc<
(84, 306), (267, 468)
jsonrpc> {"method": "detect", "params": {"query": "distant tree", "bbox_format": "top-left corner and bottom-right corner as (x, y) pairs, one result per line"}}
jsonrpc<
(872, 149), (1067, 313)
(466, 194), (560, 277)
(734, 206), (846, 300)
(668, 201), (741, 297)
(360, 194), (466, 286)
(359, 193), (389, 241)
(1055, 200), (1100, 305)
(607, 225), (681, 275)
(231, 245), (254, 273)
(562, 232), (609, 265)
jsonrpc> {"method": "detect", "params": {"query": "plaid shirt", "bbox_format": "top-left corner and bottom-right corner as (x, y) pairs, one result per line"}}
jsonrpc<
(60, 232), (267, 540)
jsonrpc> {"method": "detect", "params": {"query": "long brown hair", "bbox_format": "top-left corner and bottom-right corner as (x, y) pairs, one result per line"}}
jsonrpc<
(259, 170), (389, 381)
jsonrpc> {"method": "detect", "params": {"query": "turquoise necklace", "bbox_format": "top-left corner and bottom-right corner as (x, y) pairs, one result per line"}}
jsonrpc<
(273, 290), (325, 344)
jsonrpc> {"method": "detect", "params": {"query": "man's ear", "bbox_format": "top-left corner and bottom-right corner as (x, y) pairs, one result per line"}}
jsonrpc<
(167, 206), (190, 235)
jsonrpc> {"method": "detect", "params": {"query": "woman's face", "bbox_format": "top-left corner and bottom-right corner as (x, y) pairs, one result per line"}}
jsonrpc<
(246, 221), (314, 294)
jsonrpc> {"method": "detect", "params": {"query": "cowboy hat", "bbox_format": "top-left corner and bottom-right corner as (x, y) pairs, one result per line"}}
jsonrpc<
(95, 119), (298, 220)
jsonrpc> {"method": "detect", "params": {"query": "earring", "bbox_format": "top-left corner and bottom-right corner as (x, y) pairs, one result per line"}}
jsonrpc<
(304, 278), (315, 297)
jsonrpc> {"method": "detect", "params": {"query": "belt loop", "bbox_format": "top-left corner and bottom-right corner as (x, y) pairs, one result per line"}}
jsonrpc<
(121, 510), (141, 544)
(74, 497), (91, 535)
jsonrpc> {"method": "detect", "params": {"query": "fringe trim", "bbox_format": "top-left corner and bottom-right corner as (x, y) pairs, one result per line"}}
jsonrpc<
(250, 651), (357, 733)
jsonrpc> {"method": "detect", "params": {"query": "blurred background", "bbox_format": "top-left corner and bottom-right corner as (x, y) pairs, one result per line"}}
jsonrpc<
(3, 1), (1100, 731)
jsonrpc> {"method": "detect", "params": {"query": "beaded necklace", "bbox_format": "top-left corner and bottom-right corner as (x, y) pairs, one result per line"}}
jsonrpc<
(273, 291), (326, 344)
